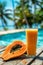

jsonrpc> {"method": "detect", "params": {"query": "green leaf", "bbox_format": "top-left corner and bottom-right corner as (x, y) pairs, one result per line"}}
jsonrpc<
(5, 15), (13, 20)
(15, 1), (20, 5)
(4, 9), (12, 12)
(1, 16), (7, 25)
(0, 1), (6, 9)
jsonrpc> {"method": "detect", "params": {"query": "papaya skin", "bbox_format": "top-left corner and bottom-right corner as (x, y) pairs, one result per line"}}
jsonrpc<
(0, 40), (26, 61)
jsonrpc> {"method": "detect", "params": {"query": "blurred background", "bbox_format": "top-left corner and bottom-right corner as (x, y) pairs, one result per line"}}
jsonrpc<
(0, 0), (43, 31)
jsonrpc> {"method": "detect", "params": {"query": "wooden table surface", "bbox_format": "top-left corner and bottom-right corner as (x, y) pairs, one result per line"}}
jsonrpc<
(0, 46), (43, 65)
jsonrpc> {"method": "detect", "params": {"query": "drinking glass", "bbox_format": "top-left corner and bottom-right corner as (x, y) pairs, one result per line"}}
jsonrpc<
(26, 29), (38, 56)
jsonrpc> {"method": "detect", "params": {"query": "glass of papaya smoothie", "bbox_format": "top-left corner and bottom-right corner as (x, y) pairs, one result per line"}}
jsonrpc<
(26, 29), (38, 56)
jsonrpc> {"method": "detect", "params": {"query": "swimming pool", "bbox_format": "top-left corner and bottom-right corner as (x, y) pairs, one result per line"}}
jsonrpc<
(0, 29), (43, 48)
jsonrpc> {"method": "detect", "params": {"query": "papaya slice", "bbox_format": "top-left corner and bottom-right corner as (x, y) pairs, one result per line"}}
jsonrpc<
(0, 40), (26, 61)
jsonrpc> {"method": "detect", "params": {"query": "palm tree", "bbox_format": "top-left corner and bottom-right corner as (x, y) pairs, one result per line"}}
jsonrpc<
(0, 1), (13, 30)
(14, 0), (43, 28)
(31, 0), (43, 22)
(14, 0), (33, 28)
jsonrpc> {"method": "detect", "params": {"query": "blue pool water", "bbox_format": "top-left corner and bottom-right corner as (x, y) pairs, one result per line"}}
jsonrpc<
(0, 29), (43, 48)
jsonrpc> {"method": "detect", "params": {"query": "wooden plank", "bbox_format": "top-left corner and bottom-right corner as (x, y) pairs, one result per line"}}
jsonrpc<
(31, 59), (43, 65)
(0, 47), (43, 65)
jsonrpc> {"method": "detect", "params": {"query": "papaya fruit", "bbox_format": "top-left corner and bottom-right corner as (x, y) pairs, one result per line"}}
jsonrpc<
(0, 40), (26, 61)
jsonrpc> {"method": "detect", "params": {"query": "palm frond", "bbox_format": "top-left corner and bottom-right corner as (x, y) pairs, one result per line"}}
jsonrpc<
(1, 16), (7, 25)
(31, 0), (37, 4)
(0, 1), (6, 9)
(5, 15), (13, 20)
(15, 1), (20, 5)
(14, 5), (21, 11)
(4, 13), (13, 15)
(4, 9), (13, 12)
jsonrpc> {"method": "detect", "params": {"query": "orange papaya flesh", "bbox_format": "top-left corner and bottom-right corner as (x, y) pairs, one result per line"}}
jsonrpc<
(0, 41), (26, 61)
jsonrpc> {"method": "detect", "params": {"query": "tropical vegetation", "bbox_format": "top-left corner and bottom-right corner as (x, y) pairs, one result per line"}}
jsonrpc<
(0, 0), (43, 30)
(14, 0), (43, 28)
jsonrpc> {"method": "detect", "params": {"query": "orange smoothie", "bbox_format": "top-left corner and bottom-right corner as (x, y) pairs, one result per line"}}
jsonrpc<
(26, 29), (38, 56)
